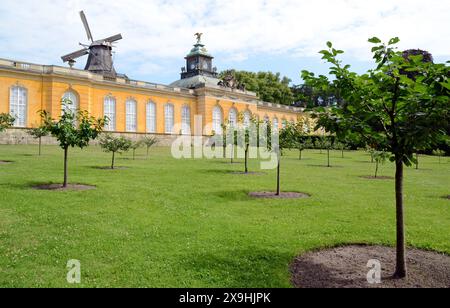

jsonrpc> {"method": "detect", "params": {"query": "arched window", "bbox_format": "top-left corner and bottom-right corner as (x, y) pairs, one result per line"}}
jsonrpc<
(181, 105), (191, 135)
(212, 106), (223, 134)
(126, 99), (137, 132)
(243, 111), (251, 128)
(273, 118), (279, 131)
(62, 91), (79, 115)
(146, 101), (156, 133)
(104, 96), (116, 131)
(228, 108), (237, 128)
(165, 103), (174, 134)
(9, 86), (27, 127)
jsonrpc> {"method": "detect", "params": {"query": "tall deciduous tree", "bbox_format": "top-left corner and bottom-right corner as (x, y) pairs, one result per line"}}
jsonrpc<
(303, 38), (449, 278)
(40, 100), (106, 187)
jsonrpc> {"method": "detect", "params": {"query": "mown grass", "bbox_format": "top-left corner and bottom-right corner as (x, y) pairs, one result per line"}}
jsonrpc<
(0, 144), (449, 288)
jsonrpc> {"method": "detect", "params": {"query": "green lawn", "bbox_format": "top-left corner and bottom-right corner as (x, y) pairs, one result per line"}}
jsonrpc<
(0, 144), (449, 288)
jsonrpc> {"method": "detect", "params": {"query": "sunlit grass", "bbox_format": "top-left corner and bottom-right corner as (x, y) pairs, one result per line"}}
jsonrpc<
(0, 144), (449, 287)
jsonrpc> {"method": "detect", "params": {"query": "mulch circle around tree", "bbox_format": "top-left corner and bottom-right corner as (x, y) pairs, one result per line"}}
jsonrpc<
(32, 184), (96, 191)
(290, 245), (450, 288)
(360, 176), (394, 180)
(0, 160), (13, 165)
(249, 192), (310, 199)
(230, 171), (266, 176)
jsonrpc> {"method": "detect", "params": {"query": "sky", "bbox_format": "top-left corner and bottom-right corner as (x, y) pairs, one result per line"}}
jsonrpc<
(0, 0), (449, 85)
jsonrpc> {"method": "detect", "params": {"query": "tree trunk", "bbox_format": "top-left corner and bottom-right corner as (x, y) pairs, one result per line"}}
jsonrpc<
(111, 152), (115, 170)
(38, 137), (42, 156)
(327, 149), (331, 167)
(375, 160), (379, 178)
(394, 158), (407, 279)
(299, 149), (302, 160)
(415, 153), (419, 170)
(245, 144), (249, 173)
(342, 150), (344, 159)
(276, 153), (281, 196)
(133, 149), (136, 161)
(63, 146), (68, 188)
(146, 147), (149, 158)
(230, 143), (234, 164)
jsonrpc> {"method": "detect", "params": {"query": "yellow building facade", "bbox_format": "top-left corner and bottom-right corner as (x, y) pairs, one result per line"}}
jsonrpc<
(0, 40), (306, 144)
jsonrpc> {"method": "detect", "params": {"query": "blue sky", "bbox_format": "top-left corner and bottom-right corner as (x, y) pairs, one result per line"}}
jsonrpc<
(0, 0), (449, 85)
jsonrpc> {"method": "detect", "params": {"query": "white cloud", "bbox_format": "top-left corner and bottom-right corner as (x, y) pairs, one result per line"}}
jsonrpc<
(0, 0), (448, 79)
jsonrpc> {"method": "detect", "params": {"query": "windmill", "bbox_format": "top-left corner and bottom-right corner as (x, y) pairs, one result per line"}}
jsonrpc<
(61, 11), (122, 77)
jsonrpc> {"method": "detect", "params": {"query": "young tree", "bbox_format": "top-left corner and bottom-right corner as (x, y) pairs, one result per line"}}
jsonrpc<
(323, 138), (333, 168)
(432, 149), (445, 164)
(130, 140), (143, 160)
(40, 100), (106, 187)
(303, 38), (449, 278)
(27, 127), (49, 156)
(335, 141), (347, 158)
(99, 134), (132, 169)
(366, 146), (376, 163)
(373, 151), (390, 178)
(141, 136), (158, 158)
(0, 113), (14, 132)
(277, 125), (295, 195)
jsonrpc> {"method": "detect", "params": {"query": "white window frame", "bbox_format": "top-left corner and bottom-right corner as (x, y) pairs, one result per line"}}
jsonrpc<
(181, 105), (191, 135)
(164, 103), (175, 134)
(273, 118), (279, 131)
(62, 91), (79, 115)
(243, 111), (251, 128)
(146, 101), (157, 133)
(212, 106), (223, 135)
(228, 108), (237, 128)
(9, 86), (27, 127)
(126, 99), (137, 132)
(104, 96), (116, 131)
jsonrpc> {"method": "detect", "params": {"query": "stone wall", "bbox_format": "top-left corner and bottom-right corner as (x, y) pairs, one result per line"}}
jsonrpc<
(0, 128), (203, 147)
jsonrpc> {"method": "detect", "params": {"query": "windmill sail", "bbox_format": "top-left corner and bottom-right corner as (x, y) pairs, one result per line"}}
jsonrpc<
(79, 11), (94, 43)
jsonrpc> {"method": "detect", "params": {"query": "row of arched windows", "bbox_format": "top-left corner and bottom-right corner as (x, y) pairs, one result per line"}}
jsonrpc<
(7, 85), (294, 134)
(104, 97), (191, 134)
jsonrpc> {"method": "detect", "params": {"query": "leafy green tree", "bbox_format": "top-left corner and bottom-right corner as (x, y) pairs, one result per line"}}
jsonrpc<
(366, 146), (376, 163)
(236, 114), (259, 174)
(335, 141), (347, 158)
(0, 113), (14, 132)
(130, 140), (143, 160)
(303, 37), (449, 278)
(27, 127), (49, 156)
(99, 134), (132, 169)
(277, 125), (295, 195)
(141, 136), (158, 158)
(323, 138), (333, 168)
(373, 151), (390, 178)
(40, 100), (106, 187)
(220, 70), (294, 105)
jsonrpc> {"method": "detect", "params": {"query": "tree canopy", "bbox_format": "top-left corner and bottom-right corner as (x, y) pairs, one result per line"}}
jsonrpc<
(0, 113), (15, 132)
(219, 70), (294, 106)
(302, 37), (449, 278)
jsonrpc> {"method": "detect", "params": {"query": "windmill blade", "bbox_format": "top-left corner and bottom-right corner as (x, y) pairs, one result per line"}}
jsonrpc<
(101, 34), (123, 43)
(79, 11), (94, 42)
(61, 48), (89, 62)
